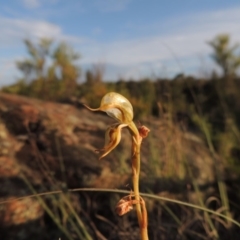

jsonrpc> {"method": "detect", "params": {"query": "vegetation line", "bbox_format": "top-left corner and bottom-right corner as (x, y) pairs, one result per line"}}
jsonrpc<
(1, 187), (240, 228)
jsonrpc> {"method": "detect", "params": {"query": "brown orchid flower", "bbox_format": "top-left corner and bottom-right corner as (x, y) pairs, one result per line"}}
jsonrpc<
(84, 92), (139, 159)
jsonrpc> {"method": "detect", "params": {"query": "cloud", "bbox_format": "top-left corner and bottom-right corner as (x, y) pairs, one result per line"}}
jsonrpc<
(0, 15), (90, 51)
(78, 6), (240, 79)
(0, 16), (63, 47)
(82, 7), (240, 65)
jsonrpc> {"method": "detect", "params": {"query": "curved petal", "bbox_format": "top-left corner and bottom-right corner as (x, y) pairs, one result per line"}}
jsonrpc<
(82, 104), (101, 112)
(96, 123), (128, 160)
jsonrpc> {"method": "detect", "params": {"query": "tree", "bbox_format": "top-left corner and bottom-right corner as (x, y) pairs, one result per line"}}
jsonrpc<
(52, 42), (80, 99)
(17, 38), (52, 81)
(16, 38), (80, 100)
(208, 34), (240, 78)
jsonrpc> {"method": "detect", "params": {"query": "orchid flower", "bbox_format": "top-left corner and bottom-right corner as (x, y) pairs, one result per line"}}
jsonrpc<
(84, 92), (140, 159)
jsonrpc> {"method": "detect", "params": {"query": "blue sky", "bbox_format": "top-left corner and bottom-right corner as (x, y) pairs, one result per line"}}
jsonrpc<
(1, 0), (240, 86)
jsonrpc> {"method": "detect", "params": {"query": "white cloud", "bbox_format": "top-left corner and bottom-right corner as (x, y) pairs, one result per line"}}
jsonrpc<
(78, 6), (240, 79)
(0, 16), (62, 47)
(82, 7), (240, 66)
(0, 14), (89, 48)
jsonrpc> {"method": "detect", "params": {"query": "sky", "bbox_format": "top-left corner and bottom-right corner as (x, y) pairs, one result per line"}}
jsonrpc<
(0, 0), (240, 86)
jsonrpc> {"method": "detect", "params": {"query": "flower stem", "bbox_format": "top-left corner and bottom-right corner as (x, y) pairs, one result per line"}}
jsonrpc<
(130, 122), (149, 240)
(132, 141), (142, 224)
